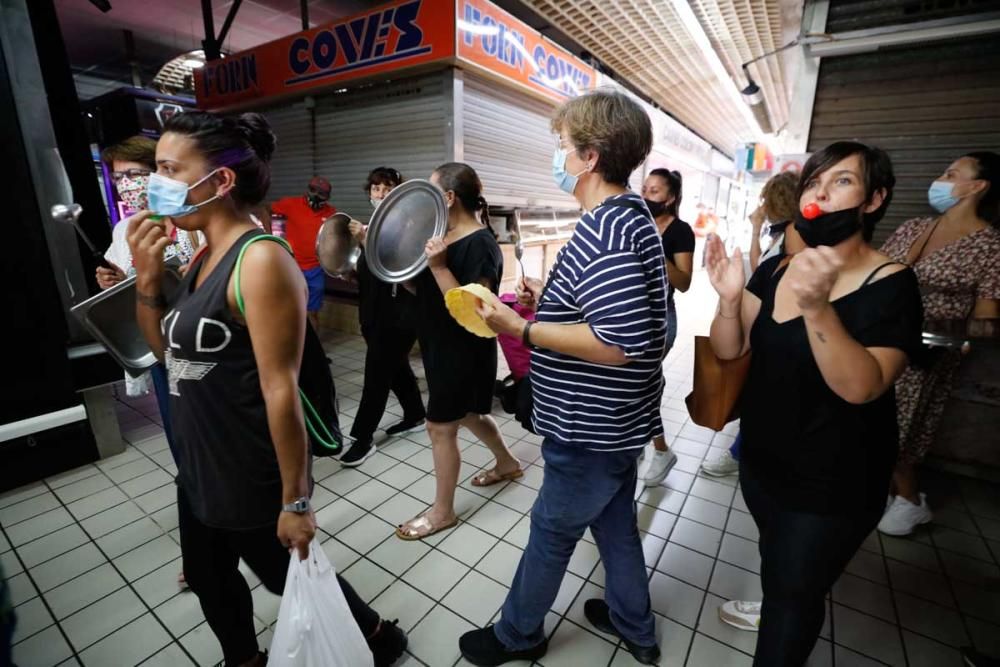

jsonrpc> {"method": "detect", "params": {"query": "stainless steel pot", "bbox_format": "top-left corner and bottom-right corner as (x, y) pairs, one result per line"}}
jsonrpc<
(316, 212), (361, 278)
(70, 264), (184, 377)
(364, 179), (447, 283)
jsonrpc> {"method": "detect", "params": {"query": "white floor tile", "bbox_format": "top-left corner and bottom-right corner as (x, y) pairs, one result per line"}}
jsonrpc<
(657, 542), (715, 589)
(493, 482), (538, 514)
(477, 540), (524, 586)
(114, 534), (181, 581)
(44, 562), (127, 620)
(16, 524), (90, 569)
(79, 501), (145, 539)
(133, 558), (185, 609)
(11, 597), (53, 644)
(371, 492), (428, 528)
(337, 513), (396, 555)
(670, 518), (723, 557)
(687, 633), (753, 666)
(708, 561), (763, 603)
(466, 500), (523, 538)
(611, 613), (693, 666)
(408, 605), (476, 667)
(0, 493), (61, 527)
(697, 592), (757, 655)
(567, 539), (601, 578)
(31, 544), (106, 592)
(371, 579), (437, 632)
(724, 510), (759, 543)
(11, 623), (73, 667)
(52, 473), (114, 505)
(341, 558), (395, 604)
(344, 478), (397, 511)
(181, 622), (224, 667)
(538, 619), (616, 667)
(62, 585), (146, 652)
(636, 504), (678, 540)
(833, 603), (906, 666)
(403, 549), (470, 600)
(367, 532), (432, 576)
(95, 517), (165, 559)
(649, 571), (705, 628)
(155, 589), (204, 636)
(315, 497), (366, 537)
(718, 533), (761, 575)
(439, 523), (499, 567)
(142, 642), (197, 667)
(443, 570), (509, 626)
(79, 614), (171, 666)
(119, 469), (174, 499)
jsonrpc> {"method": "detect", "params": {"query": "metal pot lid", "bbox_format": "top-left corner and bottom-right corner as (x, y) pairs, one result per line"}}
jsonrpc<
(365, 179), (447, 283)
(316, 212), (361, 278)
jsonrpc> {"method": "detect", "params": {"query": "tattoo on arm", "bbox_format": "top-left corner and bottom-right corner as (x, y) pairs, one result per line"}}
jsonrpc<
(137, 292), (167, 309)
(816, 331), (827, 343)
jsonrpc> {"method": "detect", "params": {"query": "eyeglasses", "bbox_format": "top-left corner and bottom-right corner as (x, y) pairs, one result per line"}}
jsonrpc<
(110, 168), (151, 183)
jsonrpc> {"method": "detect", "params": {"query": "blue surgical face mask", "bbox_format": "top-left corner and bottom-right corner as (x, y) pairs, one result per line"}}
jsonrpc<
(147, 170), (220, 217)
(552, 147), (587, 195)
(928, 180), (959, 213)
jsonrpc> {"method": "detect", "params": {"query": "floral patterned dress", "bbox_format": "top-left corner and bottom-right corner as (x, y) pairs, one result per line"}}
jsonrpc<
(880, 217), (1000, 463)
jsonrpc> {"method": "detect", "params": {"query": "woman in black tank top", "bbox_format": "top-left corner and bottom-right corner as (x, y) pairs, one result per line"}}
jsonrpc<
(704, 143), (923, 666)
(128, 112), (406, 667)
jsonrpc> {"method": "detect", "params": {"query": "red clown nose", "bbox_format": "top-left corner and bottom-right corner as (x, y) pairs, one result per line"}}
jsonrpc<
(802, 202), (822, 219)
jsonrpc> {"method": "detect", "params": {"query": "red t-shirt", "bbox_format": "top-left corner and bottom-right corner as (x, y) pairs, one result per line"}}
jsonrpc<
(271, 196), (336, 270)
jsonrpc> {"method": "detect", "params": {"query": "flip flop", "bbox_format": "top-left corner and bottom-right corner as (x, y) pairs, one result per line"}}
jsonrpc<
(396, 513), (459, 541)
(471, 467), (524, 487)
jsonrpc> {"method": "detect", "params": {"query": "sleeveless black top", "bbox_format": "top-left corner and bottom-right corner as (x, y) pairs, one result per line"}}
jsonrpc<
(164, 228), (306, 530)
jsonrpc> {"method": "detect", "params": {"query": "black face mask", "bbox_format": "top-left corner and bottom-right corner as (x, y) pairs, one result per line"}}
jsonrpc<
(793, 206), (864, 247)
(767, 220), (791, 238)
(644, 198), (668, 218)
(306, 193), (328, 210)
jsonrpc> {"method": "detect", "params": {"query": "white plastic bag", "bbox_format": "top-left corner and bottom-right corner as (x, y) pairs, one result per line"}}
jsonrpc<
(269, 540), (374, 667)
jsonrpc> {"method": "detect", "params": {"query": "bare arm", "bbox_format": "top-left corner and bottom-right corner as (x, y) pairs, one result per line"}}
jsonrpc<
(802, 304), (909, 404)
(666, 251), (694, 292)
(234, 241), (315, 558)
(748, 207), (766, 272)
(705, 234), (757, 359)
(127, 211), (171, 363)
(235, 242), (310, 506)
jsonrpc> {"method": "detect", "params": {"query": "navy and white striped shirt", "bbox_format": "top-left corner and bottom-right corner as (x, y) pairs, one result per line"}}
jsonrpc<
(531, 192), (668, 452)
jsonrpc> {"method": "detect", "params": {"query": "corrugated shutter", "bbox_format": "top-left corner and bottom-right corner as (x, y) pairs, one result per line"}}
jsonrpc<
(808, 36), (1000, 247)
(462, 73), (578, 209)
(261, 101), (315, 201)
(825, 0), (1000, 33)
(313, 72), (451, 221)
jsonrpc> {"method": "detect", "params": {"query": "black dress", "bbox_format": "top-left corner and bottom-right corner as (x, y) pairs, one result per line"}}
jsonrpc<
(414, 227), (503, 422)
(740, 255), (924, 514)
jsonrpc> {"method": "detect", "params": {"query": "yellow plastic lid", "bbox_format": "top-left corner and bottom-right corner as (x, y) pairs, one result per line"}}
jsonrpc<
(445, 283), (497, 338)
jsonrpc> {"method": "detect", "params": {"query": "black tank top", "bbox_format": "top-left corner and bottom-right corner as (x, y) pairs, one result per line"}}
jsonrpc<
(164, 228), (305, 530)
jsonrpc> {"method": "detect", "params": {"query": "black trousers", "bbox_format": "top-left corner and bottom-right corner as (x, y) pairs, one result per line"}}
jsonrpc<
(740, 464), (882, 667)
(177, 489), (380, 666)
(351, 324), (425, 443)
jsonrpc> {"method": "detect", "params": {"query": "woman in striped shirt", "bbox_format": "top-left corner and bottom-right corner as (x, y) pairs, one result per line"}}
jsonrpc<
(458, 89), (668, 666)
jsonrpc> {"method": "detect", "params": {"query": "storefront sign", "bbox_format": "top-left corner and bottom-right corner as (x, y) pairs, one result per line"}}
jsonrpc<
(196, 0), (455, 110)
(456, 0), (594, 103)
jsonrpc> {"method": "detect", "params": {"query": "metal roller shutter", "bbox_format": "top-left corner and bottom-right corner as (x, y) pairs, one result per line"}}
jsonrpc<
(313, 72), (452, 221)
(808, 35), (1000, 247)
(462, 73), (578, 209)
(261, 101), (315, 201)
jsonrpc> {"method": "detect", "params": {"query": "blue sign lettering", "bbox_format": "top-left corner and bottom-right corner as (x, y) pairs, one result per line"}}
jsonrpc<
(529, 44), (590, 98)
(461, 4), (526, 73)
(282, 0), (430, 87)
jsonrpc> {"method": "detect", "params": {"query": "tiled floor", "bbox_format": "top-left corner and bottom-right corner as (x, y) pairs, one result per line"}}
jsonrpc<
(3, 274), (1000, 666)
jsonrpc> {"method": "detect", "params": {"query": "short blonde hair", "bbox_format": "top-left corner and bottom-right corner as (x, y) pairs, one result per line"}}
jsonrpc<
(761, 171), (799, 222)
(551, 89), (652, 185)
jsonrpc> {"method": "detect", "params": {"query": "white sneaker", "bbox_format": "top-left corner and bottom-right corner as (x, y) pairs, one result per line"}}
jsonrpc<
(719, 600), (761, 632)
(641, 449), (678, 487)
(878, 493), (932, 536)
(701, 449), (739, 477)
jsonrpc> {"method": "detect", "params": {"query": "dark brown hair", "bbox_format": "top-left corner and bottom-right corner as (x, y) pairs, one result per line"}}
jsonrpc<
(162, 111), (275, 208)
(648, 168), (682, 218)
(965, 151), (1000, 226)
(551, 89), (653, 186)
(796, 141), (895, 242)
(101, 135), (157, 170)
(433, 162), (491, 229)
(365, 166), (403, 193)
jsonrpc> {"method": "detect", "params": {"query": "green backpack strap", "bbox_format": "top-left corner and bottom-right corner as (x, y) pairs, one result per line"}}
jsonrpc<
(233, 234), (341, 452)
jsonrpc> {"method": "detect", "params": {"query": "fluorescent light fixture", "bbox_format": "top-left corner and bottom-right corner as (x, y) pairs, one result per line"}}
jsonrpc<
(183, 59), (205, 68)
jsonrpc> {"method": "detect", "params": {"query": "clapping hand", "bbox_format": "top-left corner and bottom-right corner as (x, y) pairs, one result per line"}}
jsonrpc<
(705, 233), (745, 304)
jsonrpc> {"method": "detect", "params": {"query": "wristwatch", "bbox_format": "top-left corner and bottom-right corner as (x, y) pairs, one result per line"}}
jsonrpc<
(282, 497), (311, 513)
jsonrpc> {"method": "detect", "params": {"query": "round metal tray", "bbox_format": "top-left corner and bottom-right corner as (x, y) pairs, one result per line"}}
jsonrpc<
(364, 179), (447, 283)
(316, 212), (360, 278)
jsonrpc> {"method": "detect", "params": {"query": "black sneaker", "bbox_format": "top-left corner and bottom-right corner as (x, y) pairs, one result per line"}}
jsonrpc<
(459, 626), (547, 666)
(369, 618), (408, 667)
(339, 439), (376, 467)
(385, 418), (425, 437)
(584, 599), (660, 665)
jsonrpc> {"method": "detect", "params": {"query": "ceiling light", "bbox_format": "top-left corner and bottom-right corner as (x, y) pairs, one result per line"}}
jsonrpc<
(183, 59), (205, 68)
